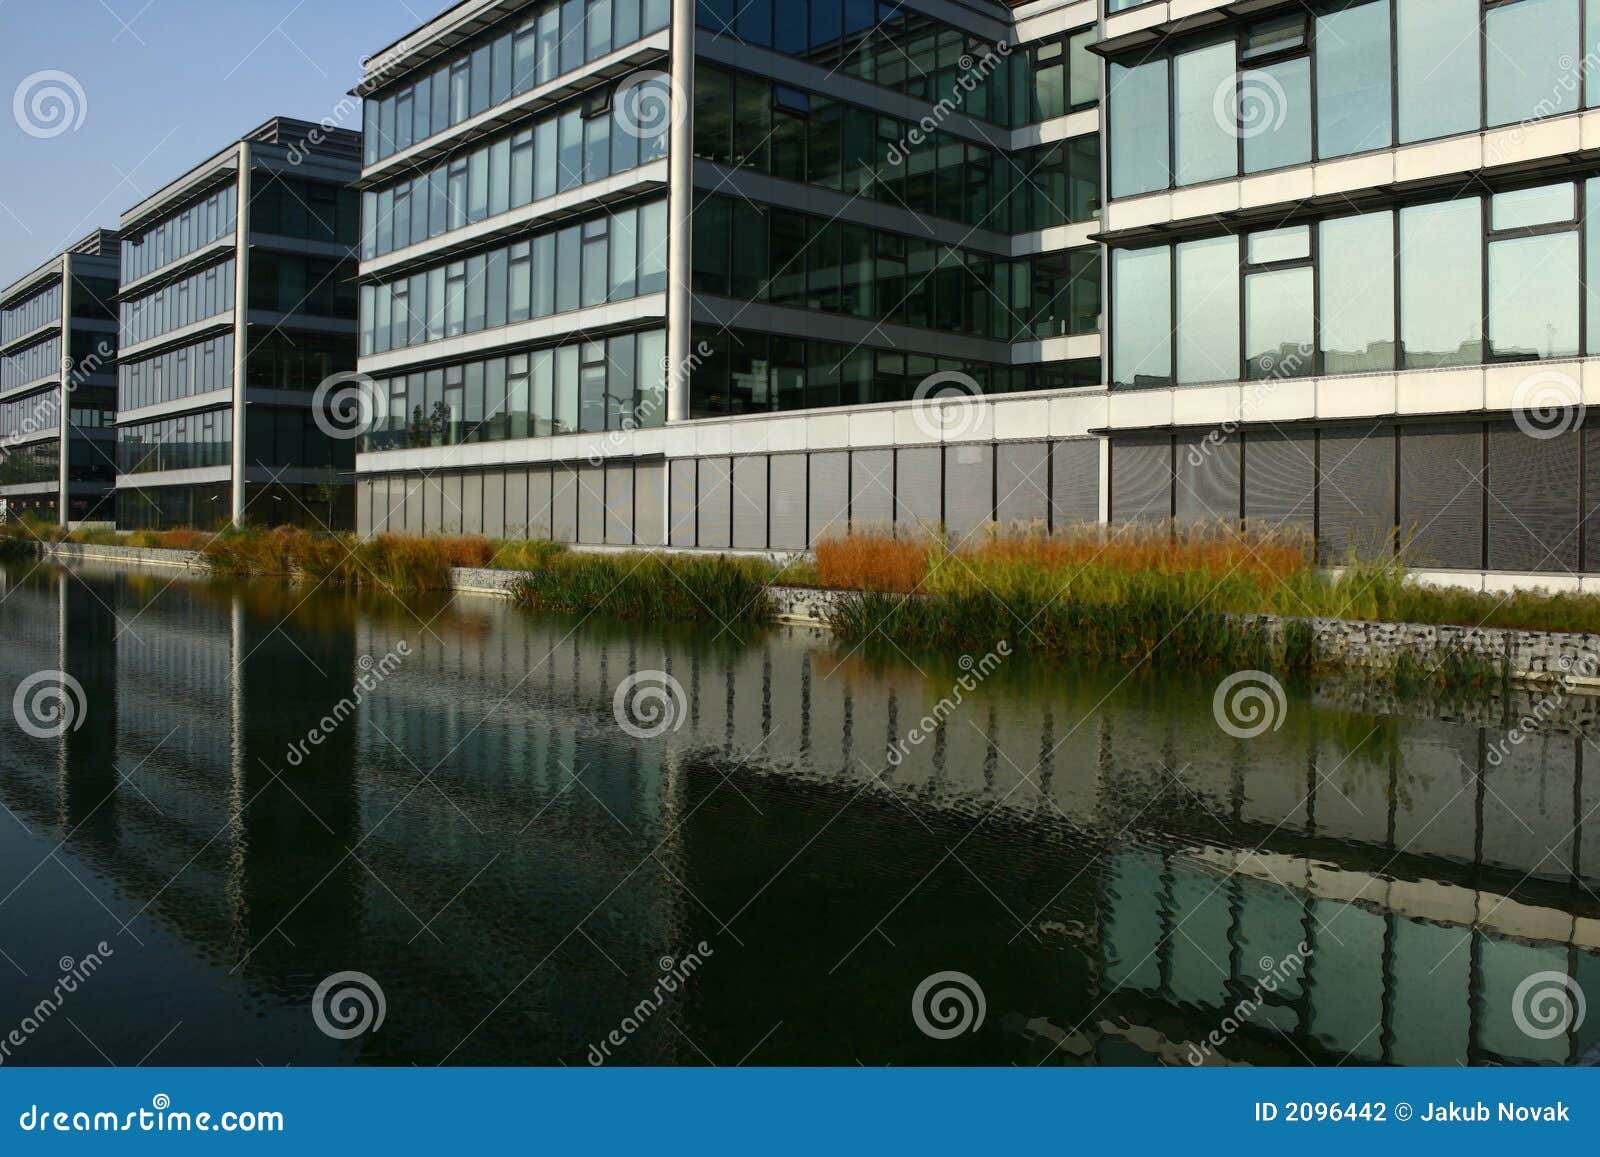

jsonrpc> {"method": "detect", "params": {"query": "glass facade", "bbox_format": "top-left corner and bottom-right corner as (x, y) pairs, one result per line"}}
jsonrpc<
(120, 185), (236, 284)
(362, 0), (670, 165)
(361, 73), (669, 260)
(690, 325), (1098, 417)
(695, 64), (1100, 231)
(116, 409), (233, 474)
(360, 329), (667, 450)
(1111, 178), (1600, 388)
(693, 193), (1099, 340)
(1, 335), (62, 391)
(0, 391), (60, 441)
(118, 335), (234, 412)
(251, 173), (361, 245)
(697, 3), (1097, 128)
(359, 198), (667, 356)
(1, 281), (62, 343)
(119, 258), (235, 348)
(1108, 0), (1596, 198)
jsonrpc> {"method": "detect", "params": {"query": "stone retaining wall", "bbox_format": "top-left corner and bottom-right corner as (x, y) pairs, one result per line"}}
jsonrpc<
(39, 541), (206, 572)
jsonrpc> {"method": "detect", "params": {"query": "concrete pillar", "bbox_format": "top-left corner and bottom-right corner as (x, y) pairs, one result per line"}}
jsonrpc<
(231, 142), (252, 524)
(665, 0), (695, 424)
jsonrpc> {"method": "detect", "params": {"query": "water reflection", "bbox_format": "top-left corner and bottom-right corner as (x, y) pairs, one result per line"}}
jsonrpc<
(0, 561), (1595, 1066)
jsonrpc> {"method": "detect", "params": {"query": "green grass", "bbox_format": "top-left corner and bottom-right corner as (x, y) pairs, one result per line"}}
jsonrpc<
(201, 526), (459, 590)
(506, 551), (776, 624)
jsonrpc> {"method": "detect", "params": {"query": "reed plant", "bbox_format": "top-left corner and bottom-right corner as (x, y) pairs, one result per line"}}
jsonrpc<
(507, 550), (776, 624)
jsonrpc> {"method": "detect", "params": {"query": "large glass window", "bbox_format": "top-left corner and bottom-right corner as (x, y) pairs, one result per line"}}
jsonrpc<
(1487, 0), (1581, 126)
(1396, 0), (1480, 143)
(1318, 211), (1394, 374)
(1242, 55), (1310, 174)
(1112, 246), (1173, 388)
(1315, 1), (1391, 158)
(1400, 199), (1482, 368)
(1174, 43), (1237, 186)
(1175, 236), (1239, 384)
(1488, 185), (1579, 358)
(1110, 61), (1169, 198)
(1243, 228), (1313, 380)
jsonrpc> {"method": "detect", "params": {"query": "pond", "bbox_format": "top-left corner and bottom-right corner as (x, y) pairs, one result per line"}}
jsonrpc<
(0, 561), (1595, 1066)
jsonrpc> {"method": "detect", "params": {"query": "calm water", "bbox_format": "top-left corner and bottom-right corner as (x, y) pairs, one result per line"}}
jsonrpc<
(0, 560), (1596, 1067)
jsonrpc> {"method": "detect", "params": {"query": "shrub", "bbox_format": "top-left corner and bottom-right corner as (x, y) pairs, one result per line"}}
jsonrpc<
(813, 530), (930, 593)
(489, 538), (569, 570)
(508, 551), (775, 624)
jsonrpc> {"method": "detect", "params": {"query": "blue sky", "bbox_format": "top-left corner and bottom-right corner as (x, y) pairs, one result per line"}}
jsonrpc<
(0, 0), (421, 284)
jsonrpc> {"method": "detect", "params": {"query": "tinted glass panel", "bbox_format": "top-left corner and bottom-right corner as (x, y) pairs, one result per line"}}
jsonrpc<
(1400, 200), (1483, 368)
(1112, 246), (1172, 388)
(1487, 0), (1580, 126)
(1489, 232), (1579, 358)
(1174, 43), (1237, 186)
(1319, 211), (1395, 374)
(1315, 1), (1392, 158)
(1110, 61), (1169, 198)
(1176, 235), (1240, 384)
(1396, 0), (1480, 143)
(1244, 266), (1313, 379)
(1241, 56), (1310, 173)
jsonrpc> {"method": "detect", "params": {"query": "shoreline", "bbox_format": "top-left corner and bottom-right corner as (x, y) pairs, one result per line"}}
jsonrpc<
(26, 539), (1600, 692)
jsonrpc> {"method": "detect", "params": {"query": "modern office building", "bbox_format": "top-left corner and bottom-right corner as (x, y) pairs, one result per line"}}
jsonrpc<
(354, 0), (1600, 586)
(114, 117), (363, 530)
(1096, 0), (1600, 584)
(351, 0), (1105, 549)
(0, 230), (120, 526)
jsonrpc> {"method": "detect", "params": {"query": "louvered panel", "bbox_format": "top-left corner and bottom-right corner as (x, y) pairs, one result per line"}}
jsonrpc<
(605, 464), (634, 545)
(1488, 424), (1579, 573)
(668, 459), (697, 547)
(895, 447), (941, 535)
(424, 475), (447, 534)
(1587, 428), (1600, 572)
(481, 471), (506, 539)
(1243, 430), (1314, 536)
(527, 468), (553, 539)
(461, 472), (483, 535)
(1051, 439), (1100, 530)
(732, 456), (768, 549)
(1399, 424), (1482, 570)
(808, 451), (849, 544)
(944, 443), (994, 544)
(402, 476), (425, 535)
(1175, 434), (1240, 526)
(442, 473), (464, 535)
(698, 457), (732, 549)
(504, 469), (529, 540)
(577, 465), (606, 544)
(851, 449), (894, 533)
(996, 442), (1049, 529)
(550, 467), (578, 543)
(634, 462), (665, 546)
(356, 480), (373, 537)
(1110, 436), (1171, 525)
(769, 454), (807, 549)
(1318, 427), (1394, 565)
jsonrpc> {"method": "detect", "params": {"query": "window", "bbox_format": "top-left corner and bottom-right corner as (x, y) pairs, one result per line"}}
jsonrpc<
(1487, 0), (1580, 126)
(1400, 200), (1482, 368)
(1176, 235), (1239, 384)
(1243, 226), (1313, 379)
(1488, 184), (1579, 358)
(1319, 211), (1394, 374)
(1396, 0), (1480, 143)
(1242, 55), (1310, 174)
(1174, 43), (1236, 187)
(1315, 1), (1391, 158)
(1110, 61), (1168, 198)
(1112, 246), (1172, 388)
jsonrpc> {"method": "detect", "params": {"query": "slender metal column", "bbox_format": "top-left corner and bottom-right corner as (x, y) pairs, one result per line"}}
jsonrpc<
(230, 142), (252, 524)
(56, 254), (71, 527)
(665, 0), (695, 425)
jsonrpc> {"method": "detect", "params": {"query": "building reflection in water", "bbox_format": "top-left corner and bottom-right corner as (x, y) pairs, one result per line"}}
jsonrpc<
(0, 564), (1593, 1066)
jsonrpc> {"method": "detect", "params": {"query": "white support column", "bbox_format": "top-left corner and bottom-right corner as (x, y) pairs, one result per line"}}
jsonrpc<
(230, 142), (252, 524)
(665, 0), (695, 424)
(56, 255), (70, 528)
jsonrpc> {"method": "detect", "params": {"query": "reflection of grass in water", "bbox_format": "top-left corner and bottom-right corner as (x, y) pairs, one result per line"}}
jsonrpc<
(507, 551), (776, 625)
